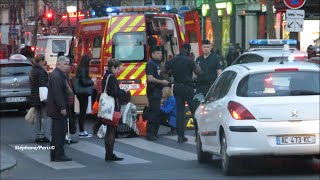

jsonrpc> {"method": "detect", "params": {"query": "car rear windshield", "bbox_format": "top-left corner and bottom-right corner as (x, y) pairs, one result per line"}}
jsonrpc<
(0, 64), (32, 77)
(237, 71), (320, 97)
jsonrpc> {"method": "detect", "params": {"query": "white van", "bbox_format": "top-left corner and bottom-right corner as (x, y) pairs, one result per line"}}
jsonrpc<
(35, 36), (72, 71)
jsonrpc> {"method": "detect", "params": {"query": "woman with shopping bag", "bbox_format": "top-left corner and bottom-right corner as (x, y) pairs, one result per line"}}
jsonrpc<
(100, 58), (127, 161)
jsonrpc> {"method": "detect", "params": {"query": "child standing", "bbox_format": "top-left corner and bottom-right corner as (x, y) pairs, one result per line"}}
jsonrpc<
(160, 86), (177, 135)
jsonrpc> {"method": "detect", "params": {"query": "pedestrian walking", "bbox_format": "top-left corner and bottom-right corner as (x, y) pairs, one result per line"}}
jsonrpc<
(226, 45), (235, 66)
(102, 58), (127, 161)
(75, 55), (94, 138)
(145, 46), (170, 141)
(29, 54), (50, 143)
(164, 43), (201, 143)
(195, 39), (223, 96)
(47, 56), (72, 162)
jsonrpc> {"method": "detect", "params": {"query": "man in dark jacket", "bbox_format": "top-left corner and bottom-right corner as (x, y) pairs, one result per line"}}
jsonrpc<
(146, 46), (170, 141)
(30, 54), (50, 143)
(164, 43), (201, 143)
(47, 56), (72, 162)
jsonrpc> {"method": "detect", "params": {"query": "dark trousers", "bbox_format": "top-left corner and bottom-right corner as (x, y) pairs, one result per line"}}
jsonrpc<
(174, 84), (197, 138)
(76, 94), (89, 132)
(50, 118), (67, 159)
(104, 125), (117, 157)
(146, 93), (162, 138)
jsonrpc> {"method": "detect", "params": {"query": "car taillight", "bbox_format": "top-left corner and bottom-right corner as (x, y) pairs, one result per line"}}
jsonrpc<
(31, 46), (35, 51)
(227, 101), (255, 120)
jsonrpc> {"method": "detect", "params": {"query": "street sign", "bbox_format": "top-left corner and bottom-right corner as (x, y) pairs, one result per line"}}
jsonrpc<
(49, 26), (59, 35)
(283, 0), (306, 9)
(286, 9), (305, 19)
(285, 9), (304, 32)
(178, 5), (191, 18)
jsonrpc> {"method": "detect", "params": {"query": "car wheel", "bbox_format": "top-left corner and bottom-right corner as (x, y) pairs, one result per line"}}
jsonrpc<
(197, 133), (212, 163)
(221, 133), (237, 176)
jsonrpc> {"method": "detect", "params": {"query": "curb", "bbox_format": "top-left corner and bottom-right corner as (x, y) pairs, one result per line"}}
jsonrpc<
(0, 151), (17, 173)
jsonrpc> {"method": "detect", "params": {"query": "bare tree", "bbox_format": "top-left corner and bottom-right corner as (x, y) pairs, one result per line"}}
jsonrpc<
(209, 0), (222, 51)
(266, 0), (276, 39)
(18, 0), (25, 43)
(32, 0), (39, 46)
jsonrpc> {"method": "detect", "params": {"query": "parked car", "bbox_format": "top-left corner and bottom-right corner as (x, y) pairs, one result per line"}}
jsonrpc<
(194, 61), (320, 175)
(0, 54), (33, 111)
(232, 50), (307, 65)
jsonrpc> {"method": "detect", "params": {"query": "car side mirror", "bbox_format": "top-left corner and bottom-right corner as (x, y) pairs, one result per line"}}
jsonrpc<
(193, 93), (205, 104)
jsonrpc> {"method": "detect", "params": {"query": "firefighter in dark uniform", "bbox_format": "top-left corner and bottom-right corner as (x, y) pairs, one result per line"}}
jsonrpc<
(164, 43), (201, 143)
(195, 40), (223, 96)
(146, 46), (170, 141)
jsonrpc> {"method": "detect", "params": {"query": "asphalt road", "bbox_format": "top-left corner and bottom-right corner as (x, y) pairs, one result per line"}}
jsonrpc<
(0, 110), (319, 180)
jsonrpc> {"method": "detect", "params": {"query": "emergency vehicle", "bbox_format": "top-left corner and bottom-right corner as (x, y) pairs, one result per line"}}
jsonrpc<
(71, 6), (202, 112)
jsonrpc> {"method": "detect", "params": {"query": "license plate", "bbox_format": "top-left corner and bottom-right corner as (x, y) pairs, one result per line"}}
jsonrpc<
(119, 84), (140, 91)
(6, 97), (27, 102)
(276, 135), (316, 145)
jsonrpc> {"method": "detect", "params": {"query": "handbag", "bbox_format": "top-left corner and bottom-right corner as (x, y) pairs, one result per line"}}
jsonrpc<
(39, 87), (48, 102)
(73, 78), (94, 95)
(101, 111), (121, 126)
(25, 107), (36, 124)
(98, 75), (115, 120)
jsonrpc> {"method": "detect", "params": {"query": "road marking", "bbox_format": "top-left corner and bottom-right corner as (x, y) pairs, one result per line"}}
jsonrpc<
(69, 141), (150, 165)
(116, 138), (197, 160)
(164, 135), (197, 146)
(10, 143), (85, 170)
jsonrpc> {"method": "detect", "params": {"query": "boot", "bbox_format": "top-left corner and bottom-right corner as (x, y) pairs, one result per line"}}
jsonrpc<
(178, 136), (188, 143)
(105, 154), (123, 161)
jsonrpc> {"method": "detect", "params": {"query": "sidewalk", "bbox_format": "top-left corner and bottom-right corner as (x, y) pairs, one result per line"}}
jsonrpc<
(0, 150), (17, 173)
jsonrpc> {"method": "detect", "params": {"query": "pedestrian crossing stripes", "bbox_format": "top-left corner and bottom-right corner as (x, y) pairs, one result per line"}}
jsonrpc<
(116, 138), (197, 160)
(9, 143), (85, 170)
(163, 135), (197, 146)
(68, 141), (151, 165)
(10, 135), (198, 170)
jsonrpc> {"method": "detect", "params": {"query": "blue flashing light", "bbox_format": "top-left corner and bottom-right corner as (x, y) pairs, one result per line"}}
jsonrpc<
(249, 39), (297, 46)
(283, 39), (297, 45)
(165, 5), (172, 11)
(106, 7), (115, 13)
(90, 10), (96, 16)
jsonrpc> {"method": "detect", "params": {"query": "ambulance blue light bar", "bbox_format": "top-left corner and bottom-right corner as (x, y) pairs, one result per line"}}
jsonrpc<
(105, 5), (174, 13)
(249, 39), (297, 46)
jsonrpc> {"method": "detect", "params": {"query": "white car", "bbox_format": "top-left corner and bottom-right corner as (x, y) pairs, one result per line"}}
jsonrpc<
(232, 50), (307, 65)
(194, 61), (320, 175)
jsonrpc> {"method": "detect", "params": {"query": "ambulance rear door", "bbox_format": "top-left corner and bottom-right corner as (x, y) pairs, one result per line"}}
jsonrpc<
(107, 14), (148, 109)
(184, 11), (202, 58)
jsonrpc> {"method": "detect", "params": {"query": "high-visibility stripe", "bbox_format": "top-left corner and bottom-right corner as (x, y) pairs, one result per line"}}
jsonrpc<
(106, 16), (131, 44)
(81, 19), (107, 25)
(185, 20), (194, 25)
(118, 63), (136, 79)
(124, 15), (144, 32)
(180, 32), (185, 41)
(137, 27), (145, 31)
(123, 63), (144, 80)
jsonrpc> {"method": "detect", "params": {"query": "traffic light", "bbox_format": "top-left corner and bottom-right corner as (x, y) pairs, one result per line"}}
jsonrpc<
(202, 4), (210, 16)
(45, 12), (54, 25)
